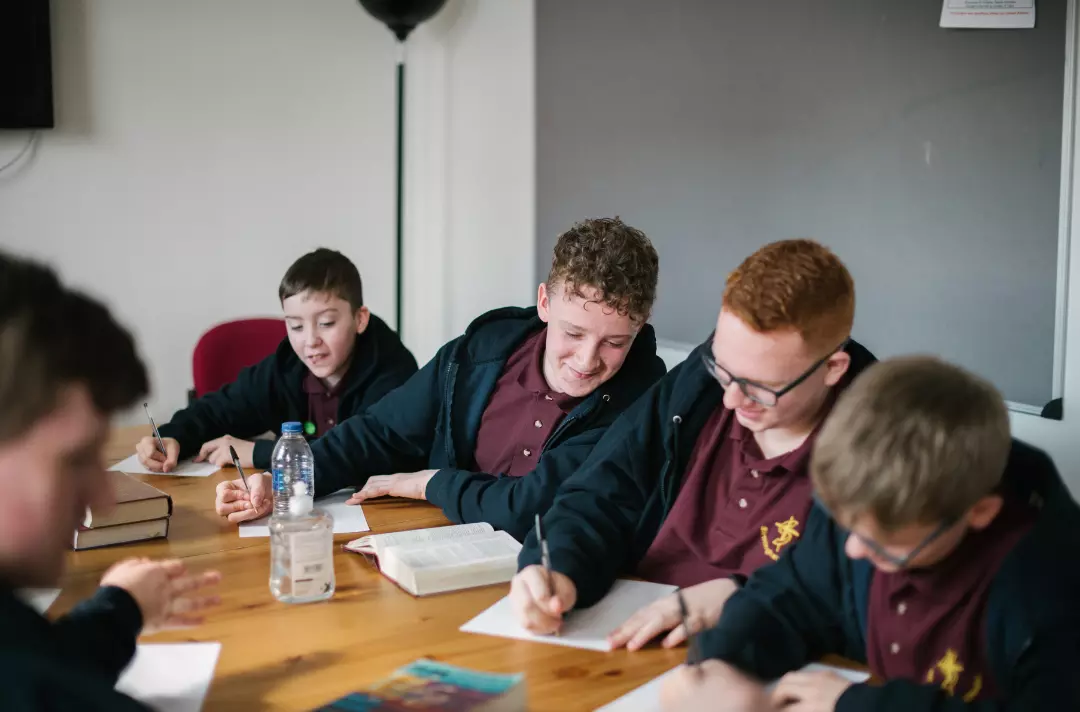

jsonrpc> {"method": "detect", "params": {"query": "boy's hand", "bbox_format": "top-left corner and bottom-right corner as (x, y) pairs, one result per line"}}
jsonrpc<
(509, 565), (577, 635)
(135, 436), (180, 473)
(215, 471), (272, 523)
(100, 558), (221, 635)
(660, 660), (769, 712)
(346, 470), (437, 503)
(609, 577), (738, 651)
(196, 435), (255, 468)
(770, 668), (855, 712)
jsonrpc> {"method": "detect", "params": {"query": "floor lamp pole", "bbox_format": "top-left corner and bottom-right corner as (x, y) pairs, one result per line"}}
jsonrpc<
(395, 44), (406, 336)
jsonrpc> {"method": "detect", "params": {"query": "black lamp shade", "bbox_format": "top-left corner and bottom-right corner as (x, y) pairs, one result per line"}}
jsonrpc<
(357, 0), (448, 42)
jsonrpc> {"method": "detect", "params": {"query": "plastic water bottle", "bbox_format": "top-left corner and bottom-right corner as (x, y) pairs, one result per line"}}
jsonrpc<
(270, 422), (315, 516)
(269, 481), (335, 604)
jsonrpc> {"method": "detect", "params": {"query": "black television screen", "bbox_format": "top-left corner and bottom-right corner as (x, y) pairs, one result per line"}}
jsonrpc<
(0, 0), (54, 129)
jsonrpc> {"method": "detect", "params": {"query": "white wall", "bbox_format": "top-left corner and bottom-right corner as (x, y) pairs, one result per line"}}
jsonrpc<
(0, 0), (536, 427)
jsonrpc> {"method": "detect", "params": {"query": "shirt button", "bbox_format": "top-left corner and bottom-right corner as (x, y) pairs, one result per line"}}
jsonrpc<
(890, 642), (901, 654)
(534, 419), (543, 428)
(738, 498), (748, 509)
(523, 448), (532, 457)
(544, 395), (553, 401)
(751, 469), (760, 479)
(897, 602), (907, 615)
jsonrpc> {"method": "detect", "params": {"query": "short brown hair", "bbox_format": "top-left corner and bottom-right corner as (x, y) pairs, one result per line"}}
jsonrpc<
(812, 356), (1011, 531)
(546, 217), (659, 323)
(0, 252), (148, 444)
(722, 239), (854, 353)
(279, 248), (364, 310)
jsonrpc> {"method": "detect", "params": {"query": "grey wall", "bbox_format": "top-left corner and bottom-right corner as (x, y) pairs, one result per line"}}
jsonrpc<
(537, 0), (1066, 409)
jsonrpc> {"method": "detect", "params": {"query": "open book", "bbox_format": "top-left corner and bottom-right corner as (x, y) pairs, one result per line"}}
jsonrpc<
(344, 522), (521, 597)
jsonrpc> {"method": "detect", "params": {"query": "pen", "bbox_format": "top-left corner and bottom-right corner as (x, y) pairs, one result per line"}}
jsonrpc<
(229, 445), (256, 514)
(676, 589), (701, 666)
(534, 513), (560, 636)
(143, 403), (167, 459)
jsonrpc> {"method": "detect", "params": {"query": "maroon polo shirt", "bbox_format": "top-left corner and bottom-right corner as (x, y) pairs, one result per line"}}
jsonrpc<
(635, 405), (818, 588)
(472, 328), (583, 477)
(865, 493), (1038, 702)
(303, 372), (344, 437)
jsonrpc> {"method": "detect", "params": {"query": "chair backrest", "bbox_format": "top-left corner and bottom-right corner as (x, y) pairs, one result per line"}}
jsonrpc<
(192, 318), (287, 398)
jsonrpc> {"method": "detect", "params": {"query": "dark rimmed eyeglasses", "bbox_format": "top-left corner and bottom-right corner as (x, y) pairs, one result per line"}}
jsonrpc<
(813, 496), (958, 569)
(701, 339), (849, 408)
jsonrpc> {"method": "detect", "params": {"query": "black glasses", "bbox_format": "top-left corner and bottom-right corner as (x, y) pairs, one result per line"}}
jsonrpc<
(701, 339), (849, 408)
(814, 496), (958, 569)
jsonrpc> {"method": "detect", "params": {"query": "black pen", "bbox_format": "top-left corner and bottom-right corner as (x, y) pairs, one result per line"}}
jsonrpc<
(229, 445), (256, 513)
(143, 403), (167, 458)
(677, 589), (701, 666)
(534, 513), (560, 636)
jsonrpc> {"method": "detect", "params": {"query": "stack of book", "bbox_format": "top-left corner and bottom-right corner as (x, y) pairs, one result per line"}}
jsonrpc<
(314, 659), (525, 711)
(73, 471), (172, 550)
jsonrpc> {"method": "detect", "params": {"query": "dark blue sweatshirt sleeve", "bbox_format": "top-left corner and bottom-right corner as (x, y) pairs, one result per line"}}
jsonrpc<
(51, 586), (143, 683)
(158, 350), (284, 461)
(308, 342), (452, 497)
(516, 371), (676, 608)
(696, 505), (851, 678)
(425, 431), (603, 542)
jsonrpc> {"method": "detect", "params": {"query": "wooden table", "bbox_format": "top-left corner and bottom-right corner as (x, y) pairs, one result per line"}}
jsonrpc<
(53, 426), (685, 710)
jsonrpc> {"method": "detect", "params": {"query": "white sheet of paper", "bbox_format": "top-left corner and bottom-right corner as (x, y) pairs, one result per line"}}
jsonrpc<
(460, 579), (677, 652)
(594, 662), (870, 711)
(109, 453), (221, 478)
(940, 0), (1035, 29)
(16, 588), (61, 615)
(238, 489), (369, 537)
(115, 643), (221, 712)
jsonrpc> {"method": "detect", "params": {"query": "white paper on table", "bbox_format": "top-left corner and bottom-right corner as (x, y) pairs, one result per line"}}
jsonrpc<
(115, 643), (221, 712)
(16, 588), (61, 615)
(594, 662), (870, 711)
(940, 0), (1035, 29)
(238, 489), (369, 537)
(460, 579), (677, 652)
(109, 453), (221, 478)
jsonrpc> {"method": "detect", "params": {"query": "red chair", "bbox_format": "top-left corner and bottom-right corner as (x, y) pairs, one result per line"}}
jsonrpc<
(189, 318), (287, 400)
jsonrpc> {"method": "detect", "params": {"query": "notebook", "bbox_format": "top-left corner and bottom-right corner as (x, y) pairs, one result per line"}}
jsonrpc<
(344, 522), (521, 597)
(84, 471), (172, 528)
(73, 517), (169, 550)
(238, 490), (370, 537)
(313, 659), (525, 712)
(115, 642), (221, 712)
(460, 579), (677, 652)
(595, 662), (871, 711)
(109, 453), (221, 478)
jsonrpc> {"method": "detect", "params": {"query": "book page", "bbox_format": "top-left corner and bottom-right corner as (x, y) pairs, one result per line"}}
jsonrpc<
(346, 522), (495, 556)
(109, 453), (221, 478)
(238, 489), (369, 537)
(115, 643), (221, 712)
(461, 579), (677, 652)
(389, 531), (521, 569)
(595, 662), (870, 711)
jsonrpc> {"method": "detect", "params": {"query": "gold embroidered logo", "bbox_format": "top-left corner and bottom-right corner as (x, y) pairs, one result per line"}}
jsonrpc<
(760, 515), (801, 561)
(925, 649), (983, 702)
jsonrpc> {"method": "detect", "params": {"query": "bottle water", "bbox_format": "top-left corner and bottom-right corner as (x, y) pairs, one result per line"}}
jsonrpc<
(269, 481), (335, 604)
(271, 422), (314, 516)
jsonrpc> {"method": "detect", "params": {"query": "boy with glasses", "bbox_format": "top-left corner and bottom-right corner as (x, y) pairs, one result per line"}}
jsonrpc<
(661, 356), (1080, 711)
(510, 239), (875, 646)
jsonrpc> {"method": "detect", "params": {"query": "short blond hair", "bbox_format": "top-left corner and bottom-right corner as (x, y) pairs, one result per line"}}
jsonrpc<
(722, 239), (854, 354)
(811, 356), (1010, 531)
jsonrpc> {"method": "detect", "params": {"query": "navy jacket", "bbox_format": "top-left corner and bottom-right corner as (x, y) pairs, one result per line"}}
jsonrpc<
(697, 440), (1080, 712)
(159, 314), (417, 470)
(309, 306), (667, 540)
(519, 337), (877, 608)
(0, 586), (150, 711)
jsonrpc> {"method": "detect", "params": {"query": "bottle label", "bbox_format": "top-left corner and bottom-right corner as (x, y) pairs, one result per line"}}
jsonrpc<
(289, 529), (333, 598)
